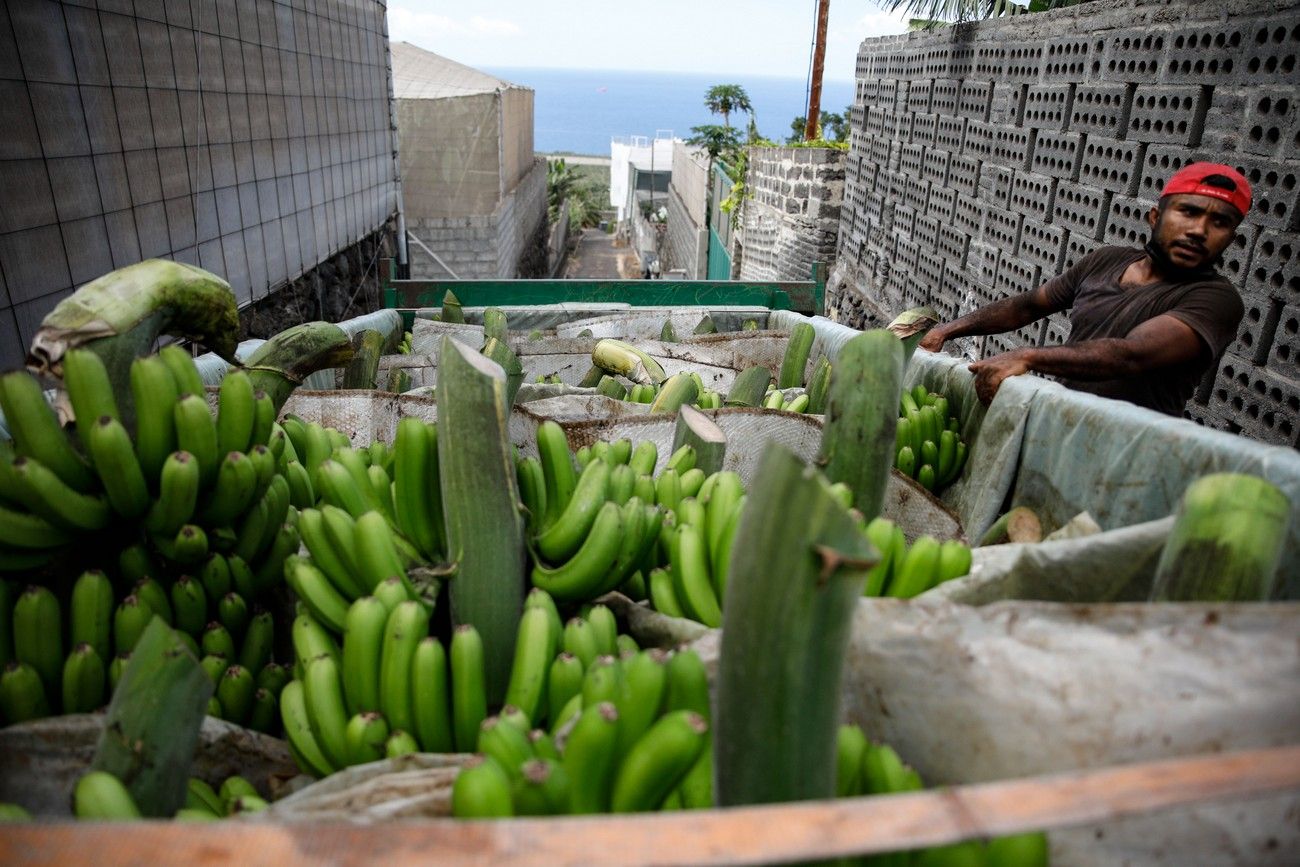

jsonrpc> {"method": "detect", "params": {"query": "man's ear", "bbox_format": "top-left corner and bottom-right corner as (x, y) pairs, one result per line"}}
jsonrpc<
(1147, 206), (1160, 230)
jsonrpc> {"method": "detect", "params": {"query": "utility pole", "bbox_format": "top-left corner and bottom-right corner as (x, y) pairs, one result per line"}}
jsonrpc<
(804, 0), (830, 141)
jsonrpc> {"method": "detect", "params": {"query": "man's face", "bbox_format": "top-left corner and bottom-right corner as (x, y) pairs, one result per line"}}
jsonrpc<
(1147, 193), (1242, 270)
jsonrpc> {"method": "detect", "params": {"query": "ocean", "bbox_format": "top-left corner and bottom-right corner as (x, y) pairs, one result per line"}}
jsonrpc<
(484, 66), (856, 157)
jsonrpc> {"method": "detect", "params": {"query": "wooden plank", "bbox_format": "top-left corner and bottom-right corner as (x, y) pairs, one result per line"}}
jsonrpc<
(3, 745), (1297, 866)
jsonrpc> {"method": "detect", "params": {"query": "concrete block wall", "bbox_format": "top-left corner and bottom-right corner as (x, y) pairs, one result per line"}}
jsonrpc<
(663, 141), (709, 278)
(407, 156), (547, 279)
(832, 0), (1300, 446)
(738, 146), (845, 283)
(0, 0), (399, 367)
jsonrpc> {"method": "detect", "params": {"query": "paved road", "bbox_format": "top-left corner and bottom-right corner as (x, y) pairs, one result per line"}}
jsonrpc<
(564, 227), (628, 279)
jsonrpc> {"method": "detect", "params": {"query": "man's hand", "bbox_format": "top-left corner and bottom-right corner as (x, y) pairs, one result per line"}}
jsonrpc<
(968, 350), (1033, 405)
(919, 326), (948, 352)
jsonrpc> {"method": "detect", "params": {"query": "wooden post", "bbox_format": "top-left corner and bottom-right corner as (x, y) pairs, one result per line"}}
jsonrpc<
(804, 0), (831, 141)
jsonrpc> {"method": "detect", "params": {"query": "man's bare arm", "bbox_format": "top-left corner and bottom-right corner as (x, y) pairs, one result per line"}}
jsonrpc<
(967, 314), (1206, 404)
(920, 284), (1065, 352)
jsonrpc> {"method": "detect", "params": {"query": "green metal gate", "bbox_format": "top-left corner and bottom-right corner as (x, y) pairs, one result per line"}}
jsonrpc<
(707, 227), (732, 280)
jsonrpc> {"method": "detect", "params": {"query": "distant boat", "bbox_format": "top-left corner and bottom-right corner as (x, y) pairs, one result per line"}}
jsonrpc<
(596, 86), (607, 93)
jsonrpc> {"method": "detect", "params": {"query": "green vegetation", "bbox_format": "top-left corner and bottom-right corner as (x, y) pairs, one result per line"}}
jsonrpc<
(881, 0), (1084, 28)
(547, 159), (608, 229)
(703, 84), (753, 130)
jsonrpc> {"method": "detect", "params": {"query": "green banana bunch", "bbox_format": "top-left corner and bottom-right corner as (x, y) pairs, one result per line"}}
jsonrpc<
(859, 519), (972, 598)
(897, 385), (969, 493)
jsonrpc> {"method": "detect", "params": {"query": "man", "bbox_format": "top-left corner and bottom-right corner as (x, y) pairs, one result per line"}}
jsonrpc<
(919, 162), (1252, 416)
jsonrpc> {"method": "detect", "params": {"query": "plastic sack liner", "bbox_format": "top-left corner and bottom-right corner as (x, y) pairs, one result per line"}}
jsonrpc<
(408, 327), (798, 394)
(554, 306), (775, 339)
(0, 714), (296, 817)
(770, 311), (1300, 599)
(671, 597), (1300, 867)
(253, 754), (473, 822)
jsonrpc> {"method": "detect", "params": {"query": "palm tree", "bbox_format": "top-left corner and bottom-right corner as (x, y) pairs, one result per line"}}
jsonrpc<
(882, 0), (1082, 27)
(704, 84), (753, 130)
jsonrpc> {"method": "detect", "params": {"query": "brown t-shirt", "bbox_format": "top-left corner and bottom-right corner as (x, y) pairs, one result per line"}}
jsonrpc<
(1041, 246), (1244, 416)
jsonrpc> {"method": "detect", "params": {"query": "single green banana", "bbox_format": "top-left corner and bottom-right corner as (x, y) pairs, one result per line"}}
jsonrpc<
(130, 577), (172, 627)
(378, 599), (429, 737)
(581, 655), (622, 708)
(561, 701), (620, 813)
(0, 503), (69, 551)
(345, 509), (406, 595)
(73, 771), (141, 819)
(61, 348), (120, 449)
(346, 711), (390, 766)
(8, 456), (110, 532)
(0, 370), (94, 492)
(534, 459), (610, 563)
(837, 724), (870, 797)
(477, 715), (534, 779)
(664, 648), (711, 720)
(247, 686), (278, 734)
(610, 710), (709, 813)
(186, 778), (225, 816)
(584, 604), (618, 658)
(671, 523), (722, 627)
(14, 585), (62, 700)
(0, 660), (50, 723)
(217, 591), (250, 639)
(393, 418), (443, 561)
(158, 345), (206, 401)
(284, 555), (349, 634)
(302, 654), (350, 770)
(547, 652), (585, 727)
(284, 459), (315, 510)
(257, 661), (290, 697)
(450, 623), (488, 753)
(128, 356), (180, 485)
(85, 415), (149, 519)
(340, 597), (388, 719)
(561, 617), (599, 670)
(451, 756), (514, 818)
(238, 610), (274, 675)
(200, 451), (257, 527)
(536, 420), (578, 532)
(201, 620), (237, 661)
(144, 451), (201, 538)
(249, 389), (275, 450)
(173, 392), (219, 490)
(279, 679), (336, 778)
(411, 635), (453, 753)
(513, 757), (569, 816)
(613, 649), (668, 761)
(67, 570), (114, 665)
(168, 575), (207, 639)
(215, 370), (256, 458)
(502, 606), (555, 727)
(292, 613), (340, 674)
(385, 729), (419, 758)
(648, 567), (687, 619)
(217, 664), (255, 725)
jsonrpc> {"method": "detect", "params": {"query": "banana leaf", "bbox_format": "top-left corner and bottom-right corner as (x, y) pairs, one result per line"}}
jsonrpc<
(90, 618), (212, 817)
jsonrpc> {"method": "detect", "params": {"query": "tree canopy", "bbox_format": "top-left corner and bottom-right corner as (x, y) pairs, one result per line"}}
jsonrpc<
(704, 84), (753, 129)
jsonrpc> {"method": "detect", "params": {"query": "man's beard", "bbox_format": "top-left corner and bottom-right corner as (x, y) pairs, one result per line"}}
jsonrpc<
(1145, 222), (1219, 281)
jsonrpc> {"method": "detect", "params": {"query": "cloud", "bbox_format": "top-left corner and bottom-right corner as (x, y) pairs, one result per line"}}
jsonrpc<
(469, 16), (521, 36)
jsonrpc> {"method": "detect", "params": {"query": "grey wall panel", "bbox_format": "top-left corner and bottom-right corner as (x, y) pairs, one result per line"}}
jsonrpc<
(0, 0), (399, 366)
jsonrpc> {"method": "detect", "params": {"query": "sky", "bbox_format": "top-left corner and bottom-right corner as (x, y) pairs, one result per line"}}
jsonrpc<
(386, 1), (911, 82)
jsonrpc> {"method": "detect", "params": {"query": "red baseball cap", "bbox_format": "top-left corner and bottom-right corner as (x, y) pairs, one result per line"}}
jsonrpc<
(1161, 162), (1252, 218)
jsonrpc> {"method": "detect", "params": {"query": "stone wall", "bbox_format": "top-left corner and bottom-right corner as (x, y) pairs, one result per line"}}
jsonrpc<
(407, 156), (548, 279)
(833, 0), (1300, 446)
(739, 147), (844, 283)
(0, 0), (400, 367)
